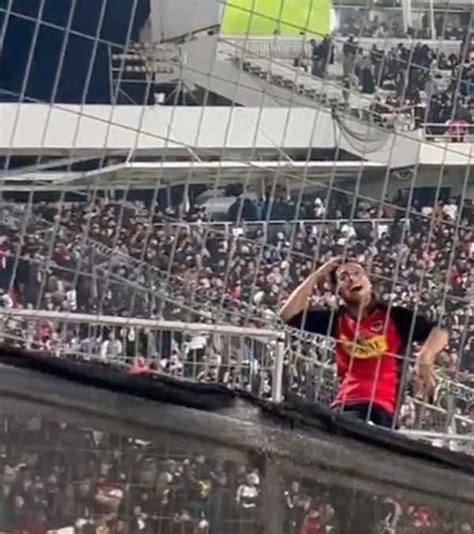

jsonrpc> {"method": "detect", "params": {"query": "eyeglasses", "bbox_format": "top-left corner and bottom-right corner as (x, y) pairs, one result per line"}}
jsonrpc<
(337, 267), (365, 282)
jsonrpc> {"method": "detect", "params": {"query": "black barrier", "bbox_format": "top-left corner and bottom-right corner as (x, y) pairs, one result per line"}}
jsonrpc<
(0, 343), (473, 532)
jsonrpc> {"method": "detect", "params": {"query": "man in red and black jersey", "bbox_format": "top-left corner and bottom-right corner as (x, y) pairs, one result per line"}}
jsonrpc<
(280, 258), (448, 428)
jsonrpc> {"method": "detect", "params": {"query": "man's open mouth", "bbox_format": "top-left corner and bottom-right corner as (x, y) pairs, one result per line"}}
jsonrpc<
(350, 285), (363, 292)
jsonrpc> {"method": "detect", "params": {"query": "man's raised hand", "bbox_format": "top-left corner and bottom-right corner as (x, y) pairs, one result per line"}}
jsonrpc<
(314, 256), (342, 292)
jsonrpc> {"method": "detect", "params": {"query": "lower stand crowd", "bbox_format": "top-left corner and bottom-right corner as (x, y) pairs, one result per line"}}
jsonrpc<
(0, 195), (472, 372)
(0, 413), (470, 534)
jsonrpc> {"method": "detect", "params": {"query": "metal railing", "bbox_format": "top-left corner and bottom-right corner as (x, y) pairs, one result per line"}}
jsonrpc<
(0, 308), (286, 403)
(114, 218), (401, 236)
(422, 122), (474, 143)
(221, 35), (465, 61)
(2, 307), (474, 454)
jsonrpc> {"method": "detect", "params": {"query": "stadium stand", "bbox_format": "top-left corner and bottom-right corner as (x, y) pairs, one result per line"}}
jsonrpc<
(0, 192), (473, 449)
(223, 34), (473, 136)
(1, 397), (472, 533)
(0, 0), (474, 532)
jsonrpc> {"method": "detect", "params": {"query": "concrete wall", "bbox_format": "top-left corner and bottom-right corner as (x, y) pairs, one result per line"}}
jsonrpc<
(182, 37), (282, 107)
(0, 104), (335, 153)
(2, 104), (473, 178)
(149, 0), (222, 41)
(418, 142), (474, 167)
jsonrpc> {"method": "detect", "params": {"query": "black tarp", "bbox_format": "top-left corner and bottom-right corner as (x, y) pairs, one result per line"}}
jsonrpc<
(0, 342), (473, 478)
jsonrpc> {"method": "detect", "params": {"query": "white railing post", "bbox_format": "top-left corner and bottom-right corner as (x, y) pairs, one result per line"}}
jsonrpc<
(272, 335), (286, 403)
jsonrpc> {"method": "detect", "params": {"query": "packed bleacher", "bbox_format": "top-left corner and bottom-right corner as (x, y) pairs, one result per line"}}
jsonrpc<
(0, 411), (263, 533)
(0, 410), (468, 533)
(234, 28), (474, 138)
(0, 191), (472, 431)
(336, 10), (468, 41)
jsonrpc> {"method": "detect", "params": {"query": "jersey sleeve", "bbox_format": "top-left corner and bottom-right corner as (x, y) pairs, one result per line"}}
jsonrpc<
(284, 309), (334, 337)
(390, 307), (435, 345)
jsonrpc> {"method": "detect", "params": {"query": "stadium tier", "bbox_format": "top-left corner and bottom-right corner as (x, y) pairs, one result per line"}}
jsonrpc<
(0, 0), (474, 532)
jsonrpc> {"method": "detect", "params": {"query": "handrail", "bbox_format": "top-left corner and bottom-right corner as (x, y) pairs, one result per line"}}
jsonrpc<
(133, 218), (400, 230)
(422, 122), (474, 142)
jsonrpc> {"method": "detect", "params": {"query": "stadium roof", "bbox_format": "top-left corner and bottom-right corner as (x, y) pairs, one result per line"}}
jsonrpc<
(3, 104), (473, 171)
(0, 160), (386, 190)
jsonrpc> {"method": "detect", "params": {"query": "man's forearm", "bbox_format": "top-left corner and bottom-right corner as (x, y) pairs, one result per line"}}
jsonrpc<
(417, 327), (449, 365)
(279, 258), (340, 322)
(279, 272), (318, 322)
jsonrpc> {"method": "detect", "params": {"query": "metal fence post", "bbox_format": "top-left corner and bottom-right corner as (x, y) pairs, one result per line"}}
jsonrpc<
(272, 335), (286, 403)
(261, 458), (284, 534)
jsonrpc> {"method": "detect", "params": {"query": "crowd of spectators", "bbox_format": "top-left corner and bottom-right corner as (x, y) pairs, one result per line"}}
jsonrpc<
(308, 31), (474, 137)
(0, 188), (471, 532)
(0, 191), (472, 425)
(0, 410), (470, 534)
(337, 12), (405, 40)
(0, 411), (264, 533)
(337, 11), (468, 41)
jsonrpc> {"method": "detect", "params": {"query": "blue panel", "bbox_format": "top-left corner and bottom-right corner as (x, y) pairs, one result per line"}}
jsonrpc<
(0, 0), (150, 103)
